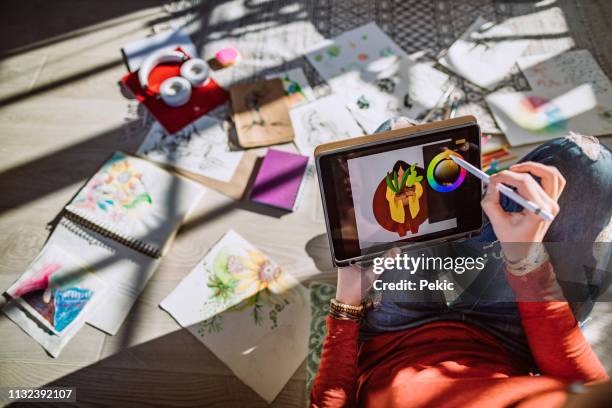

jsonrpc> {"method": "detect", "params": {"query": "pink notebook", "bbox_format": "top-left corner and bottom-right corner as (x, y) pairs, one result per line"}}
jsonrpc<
(250, 149), (308, 211)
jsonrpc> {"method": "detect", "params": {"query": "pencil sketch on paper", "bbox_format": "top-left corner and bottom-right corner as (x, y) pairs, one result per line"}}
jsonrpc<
(137, 115), (244, 183)
(289, 95), (363, 157)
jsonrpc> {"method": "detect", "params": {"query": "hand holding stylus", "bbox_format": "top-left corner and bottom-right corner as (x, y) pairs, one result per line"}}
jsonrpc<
(481, 162), (565, 262)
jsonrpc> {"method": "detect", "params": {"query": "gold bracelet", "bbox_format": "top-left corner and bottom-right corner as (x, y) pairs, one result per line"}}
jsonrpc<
(330, 298), (364, 320)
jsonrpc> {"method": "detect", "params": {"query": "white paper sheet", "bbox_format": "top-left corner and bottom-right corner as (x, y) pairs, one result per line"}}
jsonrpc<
(518, 49), (612, 97)
(439, 17), (529, 90)
(306, 22), (408, 86)
(289, 95), (362, 157)
(266, 67), (315, 108)
(138, 115), (244, 183)
(160, 230), (310, 403)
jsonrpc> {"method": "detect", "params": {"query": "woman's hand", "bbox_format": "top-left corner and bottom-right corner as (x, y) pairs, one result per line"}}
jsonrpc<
(336, 248), (400, 306)
(336, 264), (366, 306)
(335, 117), (414, 306)
(481, 161), (565, 261)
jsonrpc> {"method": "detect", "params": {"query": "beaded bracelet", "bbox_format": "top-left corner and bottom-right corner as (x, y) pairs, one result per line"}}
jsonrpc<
(502, 244), (549, 276)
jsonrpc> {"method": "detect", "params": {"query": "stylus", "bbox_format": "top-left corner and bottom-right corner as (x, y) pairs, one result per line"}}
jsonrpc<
(450, 155), (555, 222)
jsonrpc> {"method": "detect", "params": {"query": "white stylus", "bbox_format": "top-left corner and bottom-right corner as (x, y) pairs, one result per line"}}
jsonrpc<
(450, 155), (555, 222)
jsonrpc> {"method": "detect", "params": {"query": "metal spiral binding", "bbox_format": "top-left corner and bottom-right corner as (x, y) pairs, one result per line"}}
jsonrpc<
(62, 210), (161, 258)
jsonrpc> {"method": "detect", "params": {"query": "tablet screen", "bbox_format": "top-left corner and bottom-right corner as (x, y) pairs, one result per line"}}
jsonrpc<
(317, 123), (482, 263)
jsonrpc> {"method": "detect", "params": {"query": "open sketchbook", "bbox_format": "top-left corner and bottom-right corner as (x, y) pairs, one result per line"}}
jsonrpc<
(160, 230), (310, 403)
(3, 152), (205, 356)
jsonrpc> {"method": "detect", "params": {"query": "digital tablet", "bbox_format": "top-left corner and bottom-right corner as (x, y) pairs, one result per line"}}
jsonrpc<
(315, 116), (483, 266)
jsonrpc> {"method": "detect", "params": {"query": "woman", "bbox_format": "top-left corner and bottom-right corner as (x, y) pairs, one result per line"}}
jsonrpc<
(310, 118), (612, 407)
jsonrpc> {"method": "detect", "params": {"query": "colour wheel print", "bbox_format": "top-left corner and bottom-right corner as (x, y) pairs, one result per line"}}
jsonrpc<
(516, 95), (568, 133)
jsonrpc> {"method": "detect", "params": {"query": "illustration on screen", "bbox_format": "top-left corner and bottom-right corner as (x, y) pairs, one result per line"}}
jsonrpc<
(372, 161), (428, 237)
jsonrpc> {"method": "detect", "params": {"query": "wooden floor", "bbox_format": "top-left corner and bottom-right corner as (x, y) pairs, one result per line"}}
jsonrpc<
(1, 1), (611, 407)
(0, 2), (339, 406)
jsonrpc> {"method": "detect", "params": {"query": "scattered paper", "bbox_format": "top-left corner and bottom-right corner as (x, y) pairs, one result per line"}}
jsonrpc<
(230, 79), (294, 148)
(439, 17), (529, 90)
(266, 68), (315, 108)
(66, 152), (205, 257)
(306, 22), (408, 86)
(490, 49), (612, 145)
(518, 49), (612, 97)
(306, 22), (449, 133)
(138, 115), (244, 183)
(160, 230), (310, 403)
(337, 59), (450, 133)
(290, 95), (362, 156)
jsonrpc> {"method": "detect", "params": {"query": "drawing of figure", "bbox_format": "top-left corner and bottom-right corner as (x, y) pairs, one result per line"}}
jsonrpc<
(143, 122), (229, 171)
(372, 160), (428, 236)
(301, 109), (343, 147)
(244, 86), (267, 128)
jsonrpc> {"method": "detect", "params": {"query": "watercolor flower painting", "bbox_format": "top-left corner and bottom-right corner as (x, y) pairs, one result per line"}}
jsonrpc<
(196, 232), (301, 336)
(72, 153), (153, 222)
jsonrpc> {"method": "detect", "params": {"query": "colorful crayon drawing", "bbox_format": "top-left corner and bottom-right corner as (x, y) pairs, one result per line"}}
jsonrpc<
(72, 153), (153, 222)
(7, 245), (105, 334)
(267, 68), (315, 108)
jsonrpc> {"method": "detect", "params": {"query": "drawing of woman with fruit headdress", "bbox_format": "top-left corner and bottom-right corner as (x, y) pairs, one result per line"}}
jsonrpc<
(372, 160), (429, 236)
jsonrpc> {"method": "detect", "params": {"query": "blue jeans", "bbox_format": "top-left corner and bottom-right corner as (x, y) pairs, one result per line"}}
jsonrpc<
(361, 118), (612, 360)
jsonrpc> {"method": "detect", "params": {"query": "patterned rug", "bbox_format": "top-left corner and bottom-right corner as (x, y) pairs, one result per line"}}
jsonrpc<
(306, 282), (335, 394)
(155, 0), (612, 135)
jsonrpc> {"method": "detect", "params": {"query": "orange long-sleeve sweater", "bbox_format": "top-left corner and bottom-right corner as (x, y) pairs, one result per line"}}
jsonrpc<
(310, 262), (608, 407)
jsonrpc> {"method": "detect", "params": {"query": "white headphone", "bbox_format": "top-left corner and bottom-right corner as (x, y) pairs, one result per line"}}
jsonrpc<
(138, 49), (210, 107)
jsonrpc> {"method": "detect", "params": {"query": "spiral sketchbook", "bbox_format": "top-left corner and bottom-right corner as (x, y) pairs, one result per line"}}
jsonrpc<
(65, 151), (204, 258)
(3, 152), (205, 356)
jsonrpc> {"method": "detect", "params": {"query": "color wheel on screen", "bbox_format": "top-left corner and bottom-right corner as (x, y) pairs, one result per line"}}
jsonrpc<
(426, 150), (467, 192)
